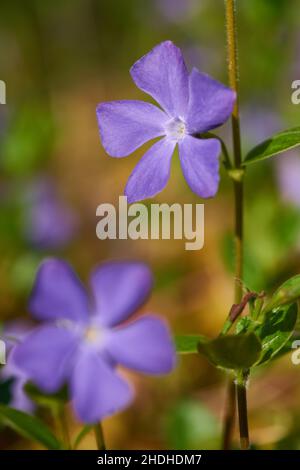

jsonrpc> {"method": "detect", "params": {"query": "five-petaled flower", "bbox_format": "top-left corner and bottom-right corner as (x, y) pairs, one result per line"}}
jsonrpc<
(12, 259), (176, 423)
(97, 40), (236, 202)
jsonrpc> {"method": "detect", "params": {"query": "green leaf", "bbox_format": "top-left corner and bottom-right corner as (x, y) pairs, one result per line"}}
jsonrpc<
(244, 127), (300, 165)
(175, 335), (207, 354)
(270, 331), (300, 361)
(73, 425), (92, 450)
(0, 405), (62, 449)
(197, 333), (262, 370)
(263, 275), (300, 313)
(1, 102), (55, 176)
(255, 303), (298, 365)
(235, 317), (255, 334)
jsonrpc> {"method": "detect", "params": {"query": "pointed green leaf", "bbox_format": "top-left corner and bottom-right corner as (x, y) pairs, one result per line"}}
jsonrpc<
(235, 317), (255, 334)
(0, 405), (62, 449)
(175, 335), (207, 354)
(197, 333), (262, 370)
(244, 127), (300, 165)
(255, 303), (298, 365)
(263, 275), (300, 313)
(271, 331), (300, 361)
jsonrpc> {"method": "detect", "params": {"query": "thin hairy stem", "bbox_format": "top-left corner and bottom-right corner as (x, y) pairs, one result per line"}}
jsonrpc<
(222, 378), (236, 450)
(236, 375), (250, 450)
(222, 0), (247, 450)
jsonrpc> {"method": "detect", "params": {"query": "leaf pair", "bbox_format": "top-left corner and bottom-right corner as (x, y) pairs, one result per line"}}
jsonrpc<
(176, 275), (300, 371)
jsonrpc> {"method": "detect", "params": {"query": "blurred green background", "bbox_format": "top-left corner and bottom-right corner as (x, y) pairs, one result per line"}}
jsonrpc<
(1, 0), (300, 449)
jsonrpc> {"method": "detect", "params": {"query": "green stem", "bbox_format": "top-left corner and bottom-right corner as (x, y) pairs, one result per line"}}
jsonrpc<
(59, 408), (71, 450)
(236, 373), (250, 450)
(222, 377), (236, 450)
(222, 0), (246, 450)
(225, 0), (244, 302)
(94, 423), (106, 450)
(53, 406), (71, 450)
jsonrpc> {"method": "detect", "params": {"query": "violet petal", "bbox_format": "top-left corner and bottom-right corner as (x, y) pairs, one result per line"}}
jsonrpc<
(186, 68), (236, 134)
(178, 136), (221, 198)
(71, 348), (133, 423)
(12, 325), (78, 393)
(125, 137), (176, 203)
(90, 261), (153, 327)
(130, 41), (189, 118)
(29, 259), (90, 323)
(97, 100), (168, 157)
(106, 315), (176, 374)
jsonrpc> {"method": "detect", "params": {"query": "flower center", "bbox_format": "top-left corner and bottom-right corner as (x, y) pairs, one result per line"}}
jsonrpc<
(84, 325), (103, 344)
(165, 117), (187, 141)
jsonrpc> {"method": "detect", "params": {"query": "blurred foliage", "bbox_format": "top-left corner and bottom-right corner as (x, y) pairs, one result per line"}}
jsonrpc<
(165, 399), (220, 450)
(1, 102), (55, 176)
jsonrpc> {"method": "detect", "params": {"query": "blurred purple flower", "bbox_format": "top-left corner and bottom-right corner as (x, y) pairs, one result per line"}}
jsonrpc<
(181, 44), (217, 75)
(276, 151), (300, 207)
(290, 31), (300, 79)
(97, 41), (235, 202)
(1, 320), (34, 413)
(13, 259), (176, 423)
(24, 178), (77, 250)
(240, 104), (282, 147)
(155, 0), (198, 23)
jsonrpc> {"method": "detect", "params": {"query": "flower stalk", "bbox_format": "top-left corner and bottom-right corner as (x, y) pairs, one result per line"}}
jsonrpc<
(94, 423), (106, 451)
(223, 0), (248, 450)
(225, 0), (244, 302)
(56, 407), (71, 450)
(236, 373), (250, 450)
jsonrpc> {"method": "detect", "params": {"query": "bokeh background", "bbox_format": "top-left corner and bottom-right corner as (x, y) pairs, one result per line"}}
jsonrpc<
(1, 0), (300, 450)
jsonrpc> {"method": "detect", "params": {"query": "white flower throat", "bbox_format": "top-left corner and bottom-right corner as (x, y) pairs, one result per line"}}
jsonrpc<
(84, 325), (103, 344)
(56, 318), (105, 345)
(165, 117), (187, 141)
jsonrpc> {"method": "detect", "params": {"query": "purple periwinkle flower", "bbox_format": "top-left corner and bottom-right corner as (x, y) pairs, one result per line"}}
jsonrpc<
(0, 320), (35, 413)
(24, 177), (77, 250)
(97, 41), (236, 202)
(12, 259), (176, 423)
(240, 104), (282, 148)
(155, 0), (198, 24)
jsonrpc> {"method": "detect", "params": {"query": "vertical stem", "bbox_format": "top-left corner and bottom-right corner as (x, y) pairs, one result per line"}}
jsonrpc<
(94, 423), (106, 450)
(225, 0), (244, 304)
(54, 407), (71, 450)
(236, 377), (250, 450)
(222, 0), (247, 450)
(60, 410), (71, 450)
(222, 378), (236, 450)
